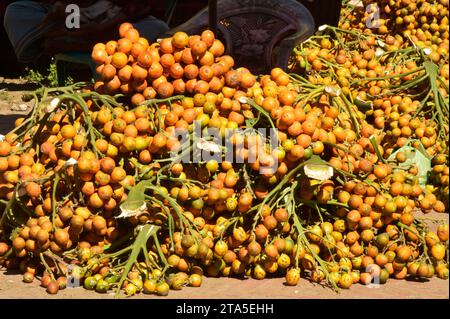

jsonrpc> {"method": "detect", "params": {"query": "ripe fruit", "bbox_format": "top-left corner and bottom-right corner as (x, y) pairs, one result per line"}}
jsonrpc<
(1, 22), (449, 298)
(112, 52), (128, 69)
(431, 244), (446, 261)
(46, 281), (59, 294)
(285, 268), (300, 286)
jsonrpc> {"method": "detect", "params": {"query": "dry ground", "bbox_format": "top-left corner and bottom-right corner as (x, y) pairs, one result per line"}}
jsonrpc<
(0, 77), (35, 135)
(0, 271), (448, 299)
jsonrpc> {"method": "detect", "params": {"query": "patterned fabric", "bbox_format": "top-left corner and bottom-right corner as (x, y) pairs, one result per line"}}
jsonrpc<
(3, 0), (168, 63)
(79, 1), (123, 24)
(4, 1), (55, 63)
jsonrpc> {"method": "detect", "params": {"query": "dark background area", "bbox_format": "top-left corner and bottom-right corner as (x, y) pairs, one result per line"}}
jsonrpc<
(0, 1), (21, 77)
(0, 0), (340, 78)
(0, 0), (210, 78)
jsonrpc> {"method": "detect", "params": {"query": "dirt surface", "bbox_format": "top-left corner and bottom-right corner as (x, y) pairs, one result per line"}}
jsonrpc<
(0, 271), (448, 299)
(0, 84), (448, 299)
(0, 78), (35, 135)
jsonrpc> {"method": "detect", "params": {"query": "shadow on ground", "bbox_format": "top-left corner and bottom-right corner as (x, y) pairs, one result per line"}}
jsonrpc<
(0, 114), (22, 134)
(0, 82), (39, 92)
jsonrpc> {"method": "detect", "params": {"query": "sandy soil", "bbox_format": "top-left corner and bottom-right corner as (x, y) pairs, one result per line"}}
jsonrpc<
(0, 77), (35, 135)
(0, 271), (448, 299)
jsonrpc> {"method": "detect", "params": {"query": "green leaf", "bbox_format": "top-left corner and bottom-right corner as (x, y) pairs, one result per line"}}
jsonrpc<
(354, 97), (373, 112)
(303, 155), (334, 181)
(388, 145), (431, 187)
(118, 180), (154, 217)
